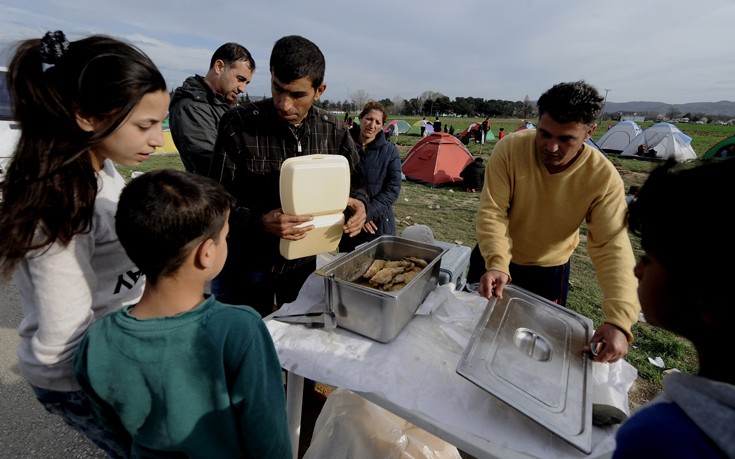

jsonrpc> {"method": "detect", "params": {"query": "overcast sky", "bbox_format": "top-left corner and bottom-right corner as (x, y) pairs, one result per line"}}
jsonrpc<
(2, 0), (734, 105)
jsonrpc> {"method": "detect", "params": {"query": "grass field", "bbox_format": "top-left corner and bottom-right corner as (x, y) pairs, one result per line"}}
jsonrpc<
(124, 116), (727, 402)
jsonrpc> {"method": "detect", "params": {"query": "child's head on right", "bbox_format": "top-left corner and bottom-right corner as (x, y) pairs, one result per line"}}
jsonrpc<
(628, 159), (734, 337)
(116, 169), (235, 285)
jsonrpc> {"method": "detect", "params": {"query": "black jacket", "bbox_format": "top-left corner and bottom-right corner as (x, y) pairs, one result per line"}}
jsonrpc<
(340, 132), (402, 251)
(460, 159), (485, 189)
(208, 99), (369, 267)
(169, 75), (230, 175)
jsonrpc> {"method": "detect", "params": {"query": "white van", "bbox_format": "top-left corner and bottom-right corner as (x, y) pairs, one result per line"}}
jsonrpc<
(1, 66), (20, 181)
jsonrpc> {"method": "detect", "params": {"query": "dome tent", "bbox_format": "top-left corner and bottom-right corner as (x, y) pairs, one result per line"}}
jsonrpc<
(383, 119), (412, 134)
(458, 123), (495, 143)
(402, 132), (474, 187)
(620, 122), (696, 162)
(513, 122), (535, 132)
(702, 135), (735, 159)
(597, 121), (642, 154)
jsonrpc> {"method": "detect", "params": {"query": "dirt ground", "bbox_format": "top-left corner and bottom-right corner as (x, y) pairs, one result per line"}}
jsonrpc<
(627, 377), (662, 411)
(617, 168), (650, 188)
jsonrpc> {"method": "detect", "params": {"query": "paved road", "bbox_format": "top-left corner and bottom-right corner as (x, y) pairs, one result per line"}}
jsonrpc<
(0, 279), (104, 458)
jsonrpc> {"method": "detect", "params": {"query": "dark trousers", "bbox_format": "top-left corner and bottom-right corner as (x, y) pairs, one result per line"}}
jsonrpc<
(508, 260), (571, 305)
(211, 257), (316, 318)
(467, 244), (571, 305)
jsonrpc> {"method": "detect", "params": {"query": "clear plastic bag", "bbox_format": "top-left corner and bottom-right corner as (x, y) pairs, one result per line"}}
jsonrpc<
(591, 359), (638, 426)
(304, 388), (462, 459)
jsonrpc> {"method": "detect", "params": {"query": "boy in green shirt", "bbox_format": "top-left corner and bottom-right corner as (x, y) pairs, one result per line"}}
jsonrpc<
(74, 169), (291, 458)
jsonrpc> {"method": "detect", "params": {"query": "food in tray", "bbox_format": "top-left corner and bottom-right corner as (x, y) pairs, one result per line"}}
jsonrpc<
(362, 259), (386, 278)
(360, 257), (427, 291)
(403, 256), (428, 268)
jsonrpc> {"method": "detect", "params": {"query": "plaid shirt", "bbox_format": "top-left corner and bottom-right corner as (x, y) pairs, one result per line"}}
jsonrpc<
(208, 98), (368, 264)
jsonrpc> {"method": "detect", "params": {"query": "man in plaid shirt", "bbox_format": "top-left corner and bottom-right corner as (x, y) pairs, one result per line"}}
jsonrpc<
(208, 35), (368, 318)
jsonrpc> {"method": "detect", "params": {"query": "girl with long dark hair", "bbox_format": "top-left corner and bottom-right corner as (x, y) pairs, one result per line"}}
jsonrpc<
(0, 31), (168, 457)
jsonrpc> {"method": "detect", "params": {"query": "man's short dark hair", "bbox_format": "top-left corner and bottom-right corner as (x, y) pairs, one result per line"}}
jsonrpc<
(269, 35), (325, 88)
(210, 42), (255, 72)
(116, 169), (235, 285)
(537, 80), (603, 126)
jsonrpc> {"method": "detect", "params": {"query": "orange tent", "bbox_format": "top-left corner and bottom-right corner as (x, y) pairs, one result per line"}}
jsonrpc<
(402, 132), (474, 186)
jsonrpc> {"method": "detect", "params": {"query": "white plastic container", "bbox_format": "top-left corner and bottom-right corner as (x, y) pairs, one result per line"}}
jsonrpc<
(279, 155), (349, 259)
(434, 241), (471, 291)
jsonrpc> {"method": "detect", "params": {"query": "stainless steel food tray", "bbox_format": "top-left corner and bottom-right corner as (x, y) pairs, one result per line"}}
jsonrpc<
(314, 235), (446, 343)
(457, 285), (593, 453)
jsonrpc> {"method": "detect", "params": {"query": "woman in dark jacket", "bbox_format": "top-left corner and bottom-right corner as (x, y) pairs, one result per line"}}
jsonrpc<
(340, 101), (402, 252)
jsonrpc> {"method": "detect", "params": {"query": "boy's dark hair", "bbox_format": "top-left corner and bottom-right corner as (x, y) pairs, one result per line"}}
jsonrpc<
(269, 35), (325, 88)
(210, 42), (255, 72)
(537, 80), (603, 127)
(628, 159), (734, 317)
(116, 169), (235, 285)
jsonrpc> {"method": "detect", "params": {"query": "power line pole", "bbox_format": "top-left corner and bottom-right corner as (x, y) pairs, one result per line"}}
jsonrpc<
(600, 89), (610, 124)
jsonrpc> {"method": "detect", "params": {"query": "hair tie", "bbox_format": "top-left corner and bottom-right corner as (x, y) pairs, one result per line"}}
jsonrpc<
(39, 30), (69, 64)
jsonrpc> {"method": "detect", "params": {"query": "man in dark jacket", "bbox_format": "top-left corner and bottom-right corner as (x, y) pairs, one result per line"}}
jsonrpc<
(207, 35), (368, 317)
(169, 43), (254, 175)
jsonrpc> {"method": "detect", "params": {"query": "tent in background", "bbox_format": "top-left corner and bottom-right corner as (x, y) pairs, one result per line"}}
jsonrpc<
(620, 123), (696, 161)
(406, 122), (420, 135)
(402, 132), (474, 186)
(586, 138), (606, 155)
(703, 135), (735, 159)
(407, 119), (428, 135)
(597, 121), (642, 154)
(407, 120), (435, 136)
(155, 130), (178, 153)
(383, 119), (412, 134)
(458, 123), (496, 143)
(514, 122), (535, 132)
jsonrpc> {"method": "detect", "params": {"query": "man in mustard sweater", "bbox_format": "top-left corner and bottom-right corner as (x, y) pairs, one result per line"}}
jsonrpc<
(476, 81), (639, 364)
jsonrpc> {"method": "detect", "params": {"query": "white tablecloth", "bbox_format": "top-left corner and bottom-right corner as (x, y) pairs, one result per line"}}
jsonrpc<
(266, 273), (628, 458)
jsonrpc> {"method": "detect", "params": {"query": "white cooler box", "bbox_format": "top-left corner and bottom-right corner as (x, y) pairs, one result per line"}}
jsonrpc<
(279, 155), (349, 260)
(433, 241), (471, 291)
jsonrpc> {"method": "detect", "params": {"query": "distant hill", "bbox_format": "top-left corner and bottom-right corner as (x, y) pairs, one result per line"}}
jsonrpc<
(604, 101), (735, 118)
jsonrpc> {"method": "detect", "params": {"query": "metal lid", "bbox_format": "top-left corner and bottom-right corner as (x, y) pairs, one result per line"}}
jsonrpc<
(457, 285), (593, 453)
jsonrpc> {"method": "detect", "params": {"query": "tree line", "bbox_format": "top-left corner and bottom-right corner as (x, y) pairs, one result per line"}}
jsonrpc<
(236, 90), (733, 123)
(311, 90), (537, 118)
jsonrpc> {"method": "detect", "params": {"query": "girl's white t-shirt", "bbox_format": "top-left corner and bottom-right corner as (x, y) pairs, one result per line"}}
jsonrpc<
(14, 159), (144, 392)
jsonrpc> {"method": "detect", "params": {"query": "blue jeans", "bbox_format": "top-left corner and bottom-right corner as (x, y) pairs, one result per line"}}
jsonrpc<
(32, 386), (131, 458)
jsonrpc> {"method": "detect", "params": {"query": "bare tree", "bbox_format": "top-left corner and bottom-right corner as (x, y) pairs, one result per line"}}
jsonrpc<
(666, 106), (682, 120)
(521, 95), (534, 118)
(351, 90), (370, 110)
(419, 91), (444, 103)
(391, 96), (405, 115)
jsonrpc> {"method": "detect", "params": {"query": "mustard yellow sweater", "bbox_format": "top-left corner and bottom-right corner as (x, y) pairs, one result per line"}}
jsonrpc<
(476, 129), (639, 339)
